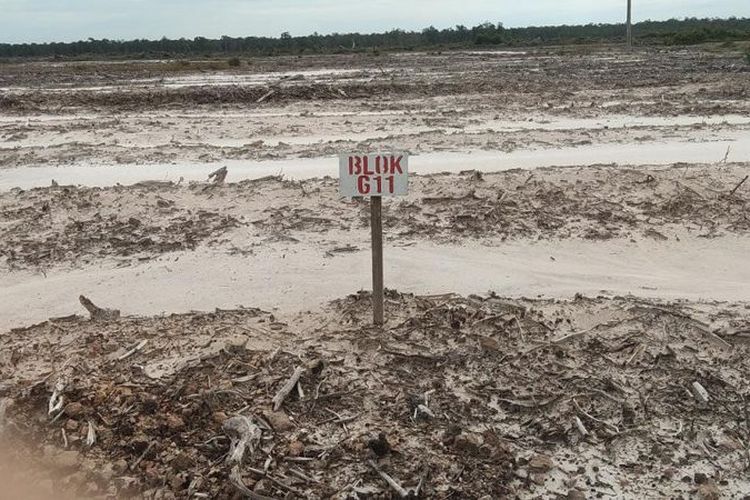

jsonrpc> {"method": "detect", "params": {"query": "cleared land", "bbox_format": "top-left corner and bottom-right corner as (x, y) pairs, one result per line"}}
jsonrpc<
(0, 45), (749, 499)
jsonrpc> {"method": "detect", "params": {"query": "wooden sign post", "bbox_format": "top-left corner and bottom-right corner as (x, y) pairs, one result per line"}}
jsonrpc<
(370, 196), (384, 325)
(339, 153), (409, 326)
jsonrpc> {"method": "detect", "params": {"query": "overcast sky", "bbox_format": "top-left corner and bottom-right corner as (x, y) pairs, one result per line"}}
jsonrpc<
(2, 0), (748, 44)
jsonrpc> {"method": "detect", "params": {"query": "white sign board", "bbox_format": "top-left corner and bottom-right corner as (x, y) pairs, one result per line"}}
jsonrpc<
(339, 153), (409, 197)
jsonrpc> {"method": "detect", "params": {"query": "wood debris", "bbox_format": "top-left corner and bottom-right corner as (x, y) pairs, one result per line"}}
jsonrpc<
(0, 292), (748, 498)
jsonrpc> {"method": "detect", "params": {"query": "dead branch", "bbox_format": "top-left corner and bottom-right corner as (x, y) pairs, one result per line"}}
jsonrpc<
(415, 465), (430, 497)
(552, 326), (598, 344)
(117, 340), (148, 361)
(256, 89), (276, 103)
(631, 304), (731, 349)
(514, 315), (527, 342)
(272, 366), (306, 411)
(208, 166), (228, 185)
(223, 416), (262, 464)
(721, 146), (731, 164)
(574, 416), (589, 436)
(729, 175), (748, 197)
(229, 466), (278, 500)
(288, 467), (319, 484)
(368, 459), (409, 498)
(589, 388), (625, 404)
(79, 295), (120, 321)
(498, 395), (562, 409)
(247, 467), (305, 496)
(129, 441), (154, 471)
(471, 314), (504, 328)
(572, 398), (619, 435)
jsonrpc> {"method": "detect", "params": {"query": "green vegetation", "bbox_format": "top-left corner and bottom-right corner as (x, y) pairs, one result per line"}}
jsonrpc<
(1, 17), (749, 59)
(227, 56), (241, 67)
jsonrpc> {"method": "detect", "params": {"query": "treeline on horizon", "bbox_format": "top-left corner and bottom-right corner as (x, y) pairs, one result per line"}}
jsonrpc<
(1, 17), (749, 59)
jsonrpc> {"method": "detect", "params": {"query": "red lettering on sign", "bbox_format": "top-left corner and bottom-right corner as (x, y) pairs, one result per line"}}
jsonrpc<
(342, 154), (407, 196)
(349, 156), (362, 175)
(390, 156), (403, 174)
(363, 156), (373, 175)
(374, 156), (383, 174)
(357, 175), (370, 194)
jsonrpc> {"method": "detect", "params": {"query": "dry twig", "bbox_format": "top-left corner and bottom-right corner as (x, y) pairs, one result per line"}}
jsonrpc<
(368, 459), (409, 498)
(272, 366), (306, 411)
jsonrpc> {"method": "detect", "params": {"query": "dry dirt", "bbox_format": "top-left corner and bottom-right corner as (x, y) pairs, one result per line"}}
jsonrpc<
(1, 45), (750, 499)
(1, 47), (749, 171)
(2, 291), (750, 499)
(1, 163), (749, 271)
(1, 48), (748, 116)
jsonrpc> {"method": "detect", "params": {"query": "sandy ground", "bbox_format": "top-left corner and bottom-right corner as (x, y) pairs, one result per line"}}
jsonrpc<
(3, 235), (750, 333)
(1, 165), (750, 332)
(1, 45), (749, 499)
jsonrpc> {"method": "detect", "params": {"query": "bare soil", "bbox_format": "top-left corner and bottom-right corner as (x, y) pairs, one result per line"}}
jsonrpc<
(2, 48), (749, 116)
(2, 163), (748, 271)
(2, 47), (749, 171)
(1, 45), (750, 499)
(2, 291), (749, 499)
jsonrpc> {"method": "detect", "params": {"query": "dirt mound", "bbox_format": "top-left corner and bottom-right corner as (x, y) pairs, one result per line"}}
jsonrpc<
(0, 183), (239, 269)
(1, 291), (748, 498)
(3, 165), (747, 271)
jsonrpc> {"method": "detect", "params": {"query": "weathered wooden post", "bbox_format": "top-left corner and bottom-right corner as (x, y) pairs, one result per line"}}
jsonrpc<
(370, 195), (384, 325)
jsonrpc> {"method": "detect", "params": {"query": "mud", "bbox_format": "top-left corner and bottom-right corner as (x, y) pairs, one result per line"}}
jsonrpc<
(1, 48), (748, 115)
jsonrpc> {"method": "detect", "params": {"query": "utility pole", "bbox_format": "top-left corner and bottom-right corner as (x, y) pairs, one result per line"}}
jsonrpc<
(626, 0), (633, 47)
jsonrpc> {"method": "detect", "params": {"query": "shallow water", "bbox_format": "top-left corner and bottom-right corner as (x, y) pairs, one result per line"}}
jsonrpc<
(1, 135), (747, 191)
(0, 68), (378, 93)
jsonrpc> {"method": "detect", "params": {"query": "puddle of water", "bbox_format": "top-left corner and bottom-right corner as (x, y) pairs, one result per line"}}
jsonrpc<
(193, 127), (438, 148)
(1, 68), (379, 93)
(463, 115), (750, 133)
(0, 114), (101, 124)
(4, 113), (747, 150)
(460, 51), (529, 56)
(0, 110), (411, 125)
(2, 236), (748, 332)
(1, 136), (747, 191)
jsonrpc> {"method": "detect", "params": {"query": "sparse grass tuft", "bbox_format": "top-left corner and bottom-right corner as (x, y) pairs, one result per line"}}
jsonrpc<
(227, 57), (241, 67)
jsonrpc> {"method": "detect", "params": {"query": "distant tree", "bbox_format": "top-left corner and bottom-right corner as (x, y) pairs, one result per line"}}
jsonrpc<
(422, 26), (440, 45)
(0, 17), (748, 59)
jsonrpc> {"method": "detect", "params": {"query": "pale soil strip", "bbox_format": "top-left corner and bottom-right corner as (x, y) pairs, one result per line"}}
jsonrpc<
(2, 235), (748, 332)
(2, 135), (749, 191)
